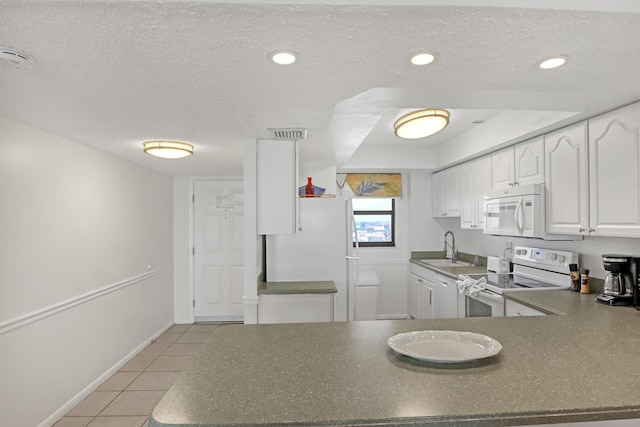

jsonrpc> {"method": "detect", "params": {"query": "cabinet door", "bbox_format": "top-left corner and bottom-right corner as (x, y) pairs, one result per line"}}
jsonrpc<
(515, 137), (545, 186)
(257, 139), (297, 234)
(491, 146), (515, 190)
(544, 122), (589, 235)
(432, 276), (458, 319)
(460, 161), (475, 229)
(409, 274), (423, 319)
(444, 165), (461, 216)
(431, 170), (446, 217)
(589, 102), (640, 237)
(474, 155), (492, 229)
(421, 283), (434, 319)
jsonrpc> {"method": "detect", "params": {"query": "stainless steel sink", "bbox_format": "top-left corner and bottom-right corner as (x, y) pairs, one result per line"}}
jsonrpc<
(419, 259), (473, 268)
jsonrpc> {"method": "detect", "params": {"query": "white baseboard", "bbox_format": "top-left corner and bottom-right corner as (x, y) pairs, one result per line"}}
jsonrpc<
(39, 321), (173, 427)
(195, 315), (243, 323)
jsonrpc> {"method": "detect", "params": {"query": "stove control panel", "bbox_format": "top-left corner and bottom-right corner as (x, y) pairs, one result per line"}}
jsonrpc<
(513, 246), (579, 273)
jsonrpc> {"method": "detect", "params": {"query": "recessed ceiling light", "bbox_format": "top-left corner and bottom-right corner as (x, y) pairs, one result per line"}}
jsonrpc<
(143, 141), (194, 159)
(539, 56), (568, 70)
(394, 109), (450, 139)
(271, 50), (297, 65)
(410, 52), (436, 66)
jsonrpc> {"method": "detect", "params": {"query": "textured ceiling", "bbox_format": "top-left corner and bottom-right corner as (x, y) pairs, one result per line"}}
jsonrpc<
(1, 1), (640, 175)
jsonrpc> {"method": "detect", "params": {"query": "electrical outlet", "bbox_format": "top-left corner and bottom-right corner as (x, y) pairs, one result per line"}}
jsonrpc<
(505, 241), (512, 253)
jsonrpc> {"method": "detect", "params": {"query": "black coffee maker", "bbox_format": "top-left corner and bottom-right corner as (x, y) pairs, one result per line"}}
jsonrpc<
(596, 255), (637, 306)
(632, 258), (640, 306)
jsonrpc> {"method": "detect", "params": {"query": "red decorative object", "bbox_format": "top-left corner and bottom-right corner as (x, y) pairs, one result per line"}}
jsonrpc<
(305, 177), (314, 196)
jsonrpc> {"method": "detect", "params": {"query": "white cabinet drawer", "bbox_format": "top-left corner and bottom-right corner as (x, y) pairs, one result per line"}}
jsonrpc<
(505, 299), (545, 317)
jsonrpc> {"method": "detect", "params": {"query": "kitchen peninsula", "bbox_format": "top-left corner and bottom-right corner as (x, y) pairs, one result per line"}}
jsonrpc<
(150, 290), (640, 427)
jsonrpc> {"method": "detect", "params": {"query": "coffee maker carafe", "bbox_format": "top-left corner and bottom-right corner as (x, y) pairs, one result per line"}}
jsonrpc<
(597, 255), (634, 305)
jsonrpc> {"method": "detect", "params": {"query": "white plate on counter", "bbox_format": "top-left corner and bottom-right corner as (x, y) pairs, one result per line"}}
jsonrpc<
(387, 330), (502, 363)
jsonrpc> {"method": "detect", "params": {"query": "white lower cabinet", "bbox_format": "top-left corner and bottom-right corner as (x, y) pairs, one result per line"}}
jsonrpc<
(258, 294), (334, 324)
(410, 273), (434, 319)
(432, 274), (459, 319)
(505, 299), (545, 317)
(410, 264), (458, 319)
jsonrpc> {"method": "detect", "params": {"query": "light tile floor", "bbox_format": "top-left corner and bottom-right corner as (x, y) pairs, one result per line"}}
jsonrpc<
(53, 323), (227, 427)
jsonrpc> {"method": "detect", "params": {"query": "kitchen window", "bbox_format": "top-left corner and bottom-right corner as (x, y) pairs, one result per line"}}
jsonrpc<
(352, 198), (395, 247)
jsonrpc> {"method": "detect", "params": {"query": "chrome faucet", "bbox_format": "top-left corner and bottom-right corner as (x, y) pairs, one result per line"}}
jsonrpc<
(443, 230), (457, 263)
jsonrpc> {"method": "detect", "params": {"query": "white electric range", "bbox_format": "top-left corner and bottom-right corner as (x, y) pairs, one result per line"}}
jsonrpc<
(462, 246), (579, 317)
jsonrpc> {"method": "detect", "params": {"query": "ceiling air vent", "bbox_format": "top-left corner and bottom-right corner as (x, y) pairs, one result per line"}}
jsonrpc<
(268, 128), (308, 140)
(0, 47), (33, 70)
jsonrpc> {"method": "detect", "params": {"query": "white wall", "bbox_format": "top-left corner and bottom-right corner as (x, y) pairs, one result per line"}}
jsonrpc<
(407, 171), (452, 252)
(173, 176), (193, 323)
(335, 171), (418, 319)
(0, 117), (174, 427)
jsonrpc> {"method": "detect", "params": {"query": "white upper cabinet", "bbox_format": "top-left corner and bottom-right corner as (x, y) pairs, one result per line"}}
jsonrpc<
(431, 170), (445, 217)
(515, 137), (545, 186)
(491, 146), (515, 190)
(460, 155), (491, 230)
(432, 165), (461, 217)
(588, 102), (640, 237)
(491, 137), (544, 190)
(545, 122), (590, 235)
(257, 139), (298, 235)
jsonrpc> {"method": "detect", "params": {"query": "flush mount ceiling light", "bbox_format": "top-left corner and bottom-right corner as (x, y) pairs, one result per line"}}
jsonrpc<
(539, 55), (568, 70)
(270, 50), (297, 65)
(0, 47), (33, 70)
(394, 109), (450, 139)
(143, 141), (193, 159)
(409, 52), (436, 66)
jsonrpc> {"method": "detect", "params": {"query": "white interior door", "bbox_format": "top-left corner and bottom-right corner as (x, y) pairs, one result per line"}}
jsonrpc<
(194, 180), (244, 321)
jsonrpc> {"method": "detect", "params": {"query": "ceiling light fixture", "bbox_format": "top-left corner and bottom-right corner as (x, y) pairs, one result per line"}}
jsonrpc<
(394, 109), (450, 139)
(410, 52), (436, 66)
(539, 56), (568, 70)
(0, 47), (33, 70)
(143, 141), (194, 159)
(271, 50), (297, 65)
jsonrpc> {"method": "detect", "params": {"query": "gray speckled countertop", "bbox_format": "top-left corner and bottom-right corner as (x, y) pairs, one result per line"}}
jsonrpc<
(150, 274), (640, 426)
(258, 280), (337, 294)
(410, 258), (488, 278)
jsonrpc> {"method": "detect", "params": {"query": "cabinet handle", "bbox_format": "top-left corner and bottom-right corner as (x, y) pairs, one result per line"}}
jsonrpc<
(514, 181), (519, 186)
(589, 228), (595, 233)
(508, 183), (514, 187)
(578, 227), (585, 232)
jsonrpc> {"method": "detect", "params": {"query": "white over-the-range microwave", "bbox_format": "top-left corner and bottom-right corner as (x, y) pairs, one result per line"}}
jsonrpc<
(483, 184), (581, 241)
